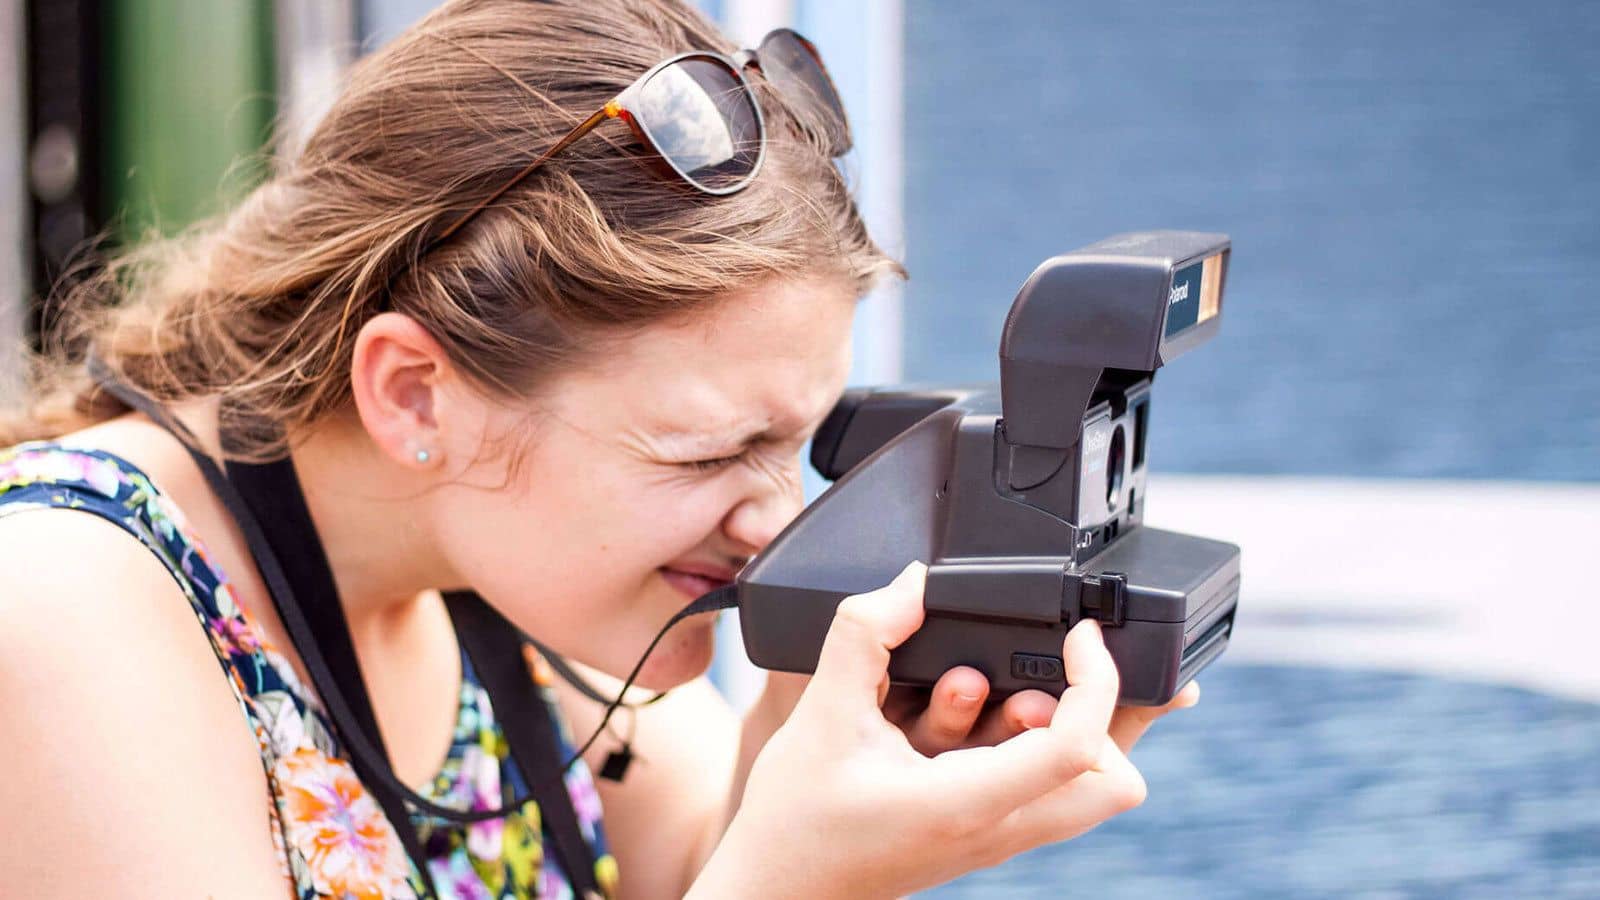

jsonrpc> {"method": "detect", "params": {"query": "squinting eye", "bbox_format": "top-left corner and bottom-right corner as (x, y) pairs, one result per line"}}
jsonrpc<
(686, 450), (747, 472)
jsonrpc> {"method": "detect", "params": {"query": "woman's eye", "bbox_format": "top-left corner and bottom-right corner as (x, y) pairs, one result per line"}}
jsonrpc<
(685, 450), (747, 472)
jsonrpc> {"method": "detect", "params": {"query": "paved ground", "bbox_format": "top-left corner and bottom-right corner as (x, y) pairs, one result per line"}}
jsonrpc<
(925, 663), (1600, 899)
(920, 475), (1600, 897)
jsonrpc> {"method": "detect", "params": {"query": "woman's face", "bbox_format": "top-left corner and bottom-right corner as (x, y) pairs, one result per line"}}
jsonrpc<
(433, 275), (858, 689)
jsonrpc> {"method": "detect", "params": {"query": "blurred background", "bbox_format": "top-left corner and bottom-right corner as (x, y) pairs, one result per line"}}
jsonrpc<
(3, 0), (1597, 896)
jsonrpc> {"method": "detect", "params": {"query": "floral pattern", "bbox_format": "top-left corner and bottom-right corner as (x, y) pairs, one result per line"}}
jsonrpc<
(277, 748), (417, 900)
(0, 442), (618, 899)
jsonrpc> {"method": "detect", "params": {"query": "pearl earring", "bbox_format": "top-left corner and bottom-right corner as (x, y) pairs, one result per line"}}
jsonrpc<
(415, 449), (431, 464)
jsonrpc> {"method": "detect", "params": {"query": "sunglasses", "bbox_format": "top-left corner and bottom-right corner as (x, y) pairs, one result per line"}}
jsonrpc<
(425, 28), (851, 253)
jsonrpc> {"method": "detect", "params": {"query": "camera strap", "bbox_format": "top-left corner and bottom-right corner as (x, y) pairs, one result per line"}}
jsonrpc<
(218, 447), (450, 896)
(441, 589), (606, 896)
(86, 356), (739, 898)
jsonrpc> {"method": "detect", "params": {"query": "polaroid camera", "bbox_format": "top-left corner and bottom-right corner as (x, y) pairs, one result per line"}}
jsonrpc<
(735, 231), (1241, 705)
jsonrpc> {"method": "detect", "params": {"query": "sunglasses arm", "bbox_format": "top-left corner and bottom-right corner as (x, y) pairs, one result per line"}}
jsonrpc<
(427, 101), (620, 249)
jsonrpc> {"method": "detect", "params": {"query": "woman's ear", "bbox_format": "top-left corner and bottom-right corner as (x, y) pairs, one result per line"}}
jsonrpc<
(350, 312), (472, 470)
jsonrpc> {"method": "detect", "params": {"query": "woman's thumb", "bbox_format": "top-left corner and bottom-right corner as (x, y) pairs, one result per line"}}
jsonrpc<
(809, 561), (928, 703)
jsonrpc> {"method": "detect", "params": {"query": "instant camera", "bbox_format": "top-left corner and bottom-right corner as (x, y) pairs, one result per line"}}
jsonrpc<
(735, 231), (1241, 705)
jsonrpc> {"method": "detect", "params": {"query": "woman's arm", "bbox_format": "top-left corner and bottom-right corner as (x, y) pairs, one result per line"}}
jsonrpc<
(0, 513), (288, 898)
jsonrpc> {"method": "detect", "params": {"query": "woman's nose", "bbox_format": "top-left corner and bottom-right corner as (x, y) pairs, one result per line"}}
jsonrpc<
(723, 460), (804, 554)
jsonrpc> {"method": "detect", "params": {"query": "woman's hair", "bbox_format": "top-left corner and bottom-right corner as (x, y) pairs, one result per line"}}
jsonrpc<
(1, 0), (900, 458)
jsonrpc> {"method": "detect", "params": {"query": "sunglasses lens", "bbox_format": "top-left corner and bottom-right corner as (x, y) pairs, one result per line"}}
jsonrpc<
(758, 30), (851, 155)
(636, 57), (762, 192)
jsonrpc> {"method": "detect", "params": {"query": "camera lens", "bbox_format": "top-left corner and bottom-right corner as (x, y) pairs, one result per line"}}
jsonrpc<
(1105, 425), (1126, 509)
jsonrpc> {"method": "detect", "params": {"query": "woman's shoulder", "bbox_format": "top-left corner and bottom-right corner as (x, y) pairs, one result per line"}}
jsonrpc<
(0, 442), (256, 773)
(0, 438), (225, 617)
(0, 426), (277, 642)
(0, 488), (231, 676)
(0, 439), (198, 612)
(0, 502), (289, 897)
(0, 438), (276, 746)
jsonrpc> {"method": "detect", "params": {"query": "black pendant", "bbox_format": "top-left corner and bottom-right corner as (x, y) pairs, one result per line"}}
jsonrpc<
(598, 745), (634, 782)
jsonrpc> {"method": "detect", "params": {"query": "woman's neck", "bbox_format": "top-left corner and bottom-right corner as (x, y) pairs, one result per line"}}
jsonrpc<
(287, 413), (459, 630)
(287, 414), (469, 785)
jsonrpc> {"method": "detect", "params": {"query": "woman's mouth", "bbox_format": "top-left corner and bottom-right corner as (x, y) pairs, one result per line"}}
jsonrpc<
(659, 566), (735, 599)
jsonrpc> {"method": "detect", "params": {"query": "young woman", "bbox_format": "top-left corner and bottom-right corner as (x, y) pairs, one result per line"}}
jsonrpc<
(0, 1), (1196, 897)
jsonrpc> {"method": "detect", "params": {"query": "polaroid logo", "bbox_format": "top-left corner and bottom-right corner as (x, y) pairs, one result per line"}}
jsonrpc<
(1168, 281), (1190, 306)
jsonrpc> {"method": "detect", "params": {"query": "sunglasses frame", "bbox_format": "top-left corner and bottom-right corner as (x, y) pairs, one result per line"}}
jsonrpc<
(422, 28), (846, 255)
(736, 28), (853, 156)
(615, 50), (770, 197)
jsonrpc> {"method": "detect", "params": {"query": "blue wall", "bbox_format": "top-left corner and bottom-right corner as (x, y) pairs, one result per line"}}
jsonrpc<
(903, 0), (1600, 481)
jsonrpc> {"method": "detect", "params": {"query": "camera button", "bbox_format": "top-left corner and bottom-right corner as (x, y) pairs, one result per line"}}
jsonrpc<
(1011, 652), (1065, 683)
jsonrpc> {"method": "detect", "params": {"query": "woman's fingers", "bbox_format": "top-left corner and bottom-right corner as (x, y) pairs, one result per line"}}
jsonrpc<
(1003, 739), (1148, 847)
(806, 562), (928, 714)
(955, 689), (1056, 750)
(998, 689), (1058, 732)
(910, 674), (1196, 757)
(1107, 680), (1200, 754)
(902, 666), (990, 754)
(928, 619), (1120, 819)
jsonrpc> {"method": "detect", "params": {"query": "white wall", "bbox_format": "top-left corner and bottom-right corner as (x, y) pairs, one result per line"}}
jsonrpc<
(708, 0), (906, 710)
(795, 0), (903, 389)
(275, 0), (359, 159)
(358, 0), (441, 51)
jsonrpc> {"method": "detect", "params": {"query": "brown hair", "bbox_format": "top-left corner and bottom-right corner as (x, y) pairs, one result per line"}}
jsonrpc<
(2, 0), (900, 457)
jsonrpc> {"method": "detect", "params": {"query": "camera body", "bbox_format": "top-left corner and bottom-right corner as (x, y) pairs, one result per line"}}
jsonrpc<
(735, 232), (1241, 705)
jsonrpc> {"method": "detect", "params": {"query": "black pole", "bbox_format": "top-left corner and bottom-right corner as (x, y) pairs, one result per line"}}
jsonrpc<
(23, 0), (102, 349)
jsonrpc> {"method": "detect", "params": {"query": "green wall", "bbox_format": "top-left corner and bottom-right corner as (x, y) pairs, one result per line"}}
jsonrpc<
(101, 1), (277, 241)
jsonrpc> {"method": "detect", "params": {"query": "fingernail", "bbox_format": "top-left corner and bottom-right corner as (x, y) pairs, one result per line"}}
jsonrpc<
(953, 691), (982, 709)
(1012, 711), (1048, 730)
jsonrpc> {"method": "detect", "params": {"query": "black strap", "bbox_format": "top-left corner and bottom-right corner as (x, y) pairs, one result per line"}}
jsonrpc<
(445, 592), (601, 896)
(528, 636), (669, 710)
(217, 455), (386, 752)
(554, 585), (739, 765)
(89, 360), (543, 814)
(85, 356), (742, 897)
(86, 358), (439, 895)
(218, 452), (439, 894)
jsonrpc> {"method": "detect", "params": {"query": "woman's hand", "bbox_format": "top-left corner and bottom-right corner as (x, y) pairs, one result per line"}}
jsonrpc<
(886, 655), (1198, 757)
(884, 671), (1056, 755)
(689, 562), (1197, 900)
(742, 634), (1194, 765)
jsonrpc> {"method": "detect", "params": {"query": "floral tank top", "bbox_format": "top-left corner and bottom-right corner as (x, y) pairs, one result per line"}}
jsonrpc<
(0, 442), (619, 899)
